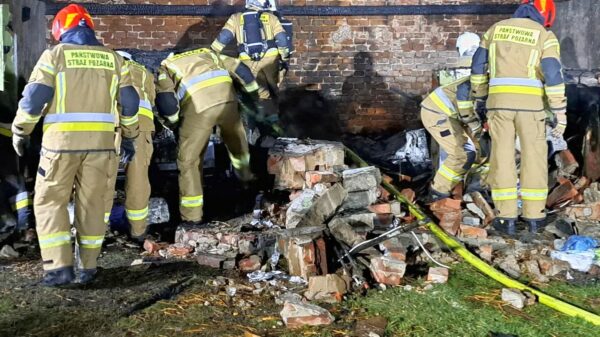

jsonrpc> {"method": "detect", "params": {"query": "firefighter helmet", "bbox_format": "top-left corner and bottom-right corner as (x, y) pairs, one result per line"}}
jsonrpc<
(245, 0), (272, 11)
(51, 4), (94, 41)
(116, 50), (133, 61)
(456, 32), (480, 57)
(522, 0), (556, 27)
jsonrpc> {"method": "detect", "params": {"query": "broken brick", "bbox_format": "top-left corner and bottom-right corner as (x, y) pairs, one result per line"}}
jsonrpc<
(565, 201), (600, 221)
(478, 245), (493, 262)
(400, 188), (416, 203)
(547, 179), (580, 208)
(502, 288), (526, 310)
(369, 256), (406, 286)
(238, 255), (262, 272)
(368, 203), (392, 215)
(305, 171), (340, 188)
(557, 149), (579, 176)
(282, 234), (328, 280)
(459, 225), (488, 239)
(429, 198), (462, 213)
(197, 253), (227, 269)
(379, 238), (407, 261)
(280, 300), (335, 328)
(143, 239), (167, 254)
(574, 176), (591, 191)
(470, 192), (496, 225)
(166, 243), (194, 257)
(328, 211), (374, 246)
(426, 267), (449, 284)
(435, 210), (461, 236)
(304, 274), (350, 303)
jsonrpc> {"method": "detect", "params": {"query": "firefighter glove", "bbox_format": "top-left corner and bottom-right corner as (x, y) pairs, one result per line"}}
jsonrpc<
(467, 119), (483, 139)
(12, 134), (29, 157)
(120, 138), (136, 164)
(552, 113), (567, 137)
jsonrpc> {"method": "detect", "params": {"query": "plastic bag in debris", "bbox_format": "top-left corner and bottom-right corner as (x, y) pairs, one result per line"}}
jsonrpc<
(147, 198), (170, 225)
(247, 270), (307, 285)
(550, 250), (597, 272)
(391, 129), (431, 174)
(560, 235), (598, 252)
(547, 126), (568, 154)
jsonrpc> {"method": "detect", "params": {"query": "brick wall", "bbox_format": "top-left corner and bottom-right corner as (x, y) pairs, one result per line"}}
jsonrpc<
(49, 0), (517, 133)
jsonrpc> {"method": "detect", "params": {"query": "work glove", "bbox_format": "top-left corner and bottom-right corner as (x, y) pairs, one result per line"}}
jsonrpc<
(12, 134), (29, 157)
(475, 99), (487, 121)
(120, 138), (136, 164)
(552, 113), (567, 138)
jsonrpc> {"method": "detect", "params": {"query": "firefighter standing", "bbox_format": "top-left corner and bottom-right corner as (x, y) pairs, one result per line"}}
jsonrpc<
(422, 33), (482, 202)
(156, 48), (258, 224)
(471, 0), (566, 235)
(11, 4), (139, 286)
(104, 51), (156, 242)
(211, 0), (290, 120)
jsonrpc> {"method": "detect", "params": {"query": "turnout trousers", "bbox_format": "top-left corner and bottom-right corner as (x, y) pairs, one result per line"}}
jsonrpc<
(421, 108), (475, 196)
(104, 131), (154, 237)
(178, 101), (250, 222)
(488, 110), (548, 220)
(35, 150), (114, 272)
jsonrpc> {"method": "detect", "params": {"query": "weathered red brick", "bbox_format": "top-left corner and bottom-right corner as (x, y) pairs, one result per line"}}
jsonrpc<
(459, 225), (488, 239)
(565, 202), (600, 221)
(369, 256), (406, 286)
(305, 170), (339, 188)
(426, 267), (449, 284)
(238, 255), (262, 272)
(547, 179), (579, 208)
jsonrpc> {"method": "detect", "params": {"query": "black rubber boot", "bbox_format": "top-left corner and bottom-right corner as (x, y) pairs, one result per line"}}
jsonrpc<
(40, 267), (75, 287)
(492, 218), (517, 236)
(79, 269), (97, 285)
(525, 218), (547, 233)
(423, 187), (451, 205)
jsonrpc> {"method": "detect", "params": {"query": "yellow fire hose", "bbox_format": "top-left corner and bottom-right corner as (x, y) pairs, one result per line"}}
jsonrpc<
(345, 147), (600, 326)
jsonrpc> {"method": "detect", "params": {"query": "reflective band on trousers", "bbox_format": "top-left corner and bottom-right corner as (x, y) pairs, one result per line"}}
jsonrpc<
(489, 77), (544, 96)
(120, 114), (139, 126)
(521, 188), (548, 201)
(492, 188), (518, 201)
(430, 87), (457, 117)
(104, 212), (110, 224)
(181, 195), (204, 208)
(545, 84), (566, 96)
(0, 122), (12, 137)
(43, 112), (115, 132)
(438, 164), (464, 183)
(471, 74), (488, 85)
(138, 99), (154, 120)
(177, 70), (232, 100)
(127, 207), (149, 221)
(10, 192), (31, 211)
(39, 231), (71, 249)
(79, 235), (104, 249)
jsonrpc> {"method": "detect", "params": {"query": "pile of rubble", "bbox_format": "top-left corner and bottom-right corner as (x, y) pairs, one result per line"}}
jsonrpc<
(142, 139), (600, 327)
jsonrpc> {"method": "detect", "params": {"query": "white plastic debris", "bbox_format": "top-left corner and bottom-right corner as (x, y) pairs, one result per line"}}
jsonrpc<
(550, 250), (596, 272)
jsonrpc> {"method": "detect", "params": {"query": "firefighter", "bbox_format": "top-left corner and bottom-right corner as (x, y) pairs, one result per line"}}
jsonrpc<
(156, 48), (258, 225)
(422, 33), (482, 202)
(11, 4), (139, 286)
(210, 0), (290, 121)
(471, 0), (566, 235)
(104, 51), (156, 242)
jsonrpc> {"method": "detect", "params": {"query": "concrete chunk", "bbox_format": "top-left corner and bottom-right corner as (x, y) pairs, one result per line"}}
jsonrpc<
(426, 267), (449, 284)
(343, 189), (378, 209)
(304, 274), (350, 303)
(342, 166), (382, 192)
(285, 189), (318, 228)
(328, 211), (375, 246)
(501, 288), (527, 310)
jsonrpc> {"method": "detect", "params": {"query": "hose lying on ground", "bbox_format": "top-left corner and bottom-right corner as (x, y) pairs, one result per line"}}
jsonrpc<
(345, 146), (600, 326)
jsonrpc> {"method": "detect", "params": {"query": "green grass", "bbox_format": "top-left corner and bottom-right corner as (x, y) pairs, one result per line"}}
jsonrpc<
(350, 263), (598, 337)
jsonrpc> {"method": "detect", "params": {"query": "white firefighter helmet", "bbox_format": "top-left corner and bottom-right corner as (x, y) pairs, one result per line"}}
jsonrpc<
(245, 0), (272, 11)
(456, 32), (481, 57)
(116, 50), (133, 61)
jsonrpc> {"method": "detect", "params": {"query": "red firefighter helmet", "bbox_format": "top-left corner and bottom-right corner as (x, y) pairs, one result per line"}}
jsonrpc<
(51, 4), (95, 41)
(522, 0), (556, 27)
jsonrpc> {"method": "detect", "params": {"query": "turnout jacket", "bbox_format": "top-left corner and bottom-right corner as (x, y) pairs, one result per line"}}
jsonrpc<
(422, 76), (476, 123)
(127, 60), (156, 132)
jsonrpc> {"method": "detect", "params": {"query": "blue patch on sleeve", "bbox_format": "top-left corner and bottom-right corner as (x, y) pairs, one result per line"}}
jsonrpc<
(457, 82), (472, 101)
(471, 47), (488, 75)
(19, 83), (54, 115)
(541, 58), (564, 86)
(274, 32), (288, 49)
(156, 92), (179, 117)
(217, 29), (234, 46)
(119, 86), (140, 117)
(235, 63), (255, 84)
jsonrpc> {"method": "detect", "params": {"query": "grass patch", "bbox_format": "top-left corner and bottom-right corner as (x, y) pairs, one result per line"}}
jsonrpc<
(351, 263), (598, 337)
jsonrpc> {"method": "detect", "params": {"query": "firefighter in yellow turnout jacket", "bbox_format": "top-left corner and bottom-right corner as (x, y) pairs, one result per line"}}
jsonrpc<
(471, 0), (566, 235)
(211, 0), (290, 118)
(422, 33), (482, 201)
(156, 48), (258, 223)
(11, 5), (140, 286)
(104, 51), (156, 240)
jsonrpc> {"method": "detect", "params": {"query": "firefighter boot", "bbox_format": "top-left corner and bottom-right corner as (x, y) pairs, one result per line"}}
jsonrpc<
(41, 267), (75, 287)
(526, 218), (547, 234)
(492, 218), (516, 236)
(79, 268), (97, 285)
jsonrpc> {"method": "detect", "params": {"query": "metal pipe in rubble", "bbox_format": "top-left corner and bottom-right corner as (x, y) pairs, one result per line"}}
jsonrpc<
(344, 146), (600, 326)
